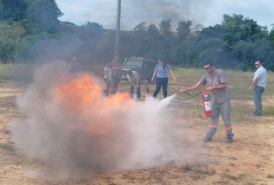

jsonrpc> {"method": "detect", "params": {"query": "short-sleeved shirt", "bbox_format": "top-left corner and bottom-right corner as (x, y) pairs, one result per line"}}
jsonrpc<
(253, 66), (267, 88)
(199, 68), (230, 104)
(104, 67), (112, 80)
(155, 64), (170, 78)
(127, 71), (140, 83)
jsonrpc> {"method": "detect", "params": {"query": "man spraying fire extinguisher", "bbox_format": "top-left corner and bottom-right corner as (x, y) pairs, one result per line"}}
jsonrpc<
(179, 60), (234, 143)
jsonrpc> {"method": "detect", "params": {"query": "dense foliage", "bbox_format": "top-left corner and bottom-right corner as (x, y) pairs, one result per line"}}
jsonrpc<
(0, 1), (274, 71)
(119, 15), (274, 71)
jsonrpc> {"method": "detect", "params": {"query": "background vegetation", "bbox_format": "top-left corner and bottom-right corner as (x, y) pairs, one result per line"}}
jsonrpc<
(0, 0), (274, 71)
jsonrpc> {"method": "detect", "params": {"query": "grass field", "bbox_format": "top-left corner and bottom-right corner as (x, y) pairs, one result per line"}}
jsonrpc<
(1, 62), (273, 122)
(0, 64), (16, 80)
(164, 66), (274, 124)
(0, 62), (274, 184)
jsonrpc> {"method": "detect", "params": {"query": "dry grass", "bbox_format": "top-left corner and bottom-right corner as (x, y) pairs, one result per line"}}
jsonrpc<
(221, 169), (246, 181)
(1, 64), (274, 184)
(0, 143), (14, 152)
(180, 160), (216, 176)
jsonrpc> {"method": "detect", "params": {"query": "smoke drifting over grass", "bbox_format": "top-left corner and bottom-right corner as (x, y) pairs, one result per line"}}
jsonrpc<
(9, 61), (179, 179)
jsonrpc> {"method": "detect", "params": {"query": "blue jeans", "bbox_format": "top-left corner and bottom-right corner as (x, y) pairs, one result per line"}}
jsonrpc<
(254, 85), (265, 115)
(153, 77), (168, 98)
(206, 99), (234, 139)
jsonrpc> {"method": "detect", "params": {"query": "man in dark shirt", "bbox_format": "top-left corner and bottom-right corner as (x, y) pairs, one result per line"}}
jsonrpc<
(109, 55), (121, 94)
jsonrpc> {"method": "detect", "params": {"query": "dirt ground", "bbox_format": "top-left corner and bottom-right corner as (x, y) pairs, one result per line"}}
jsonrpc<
(1, 80), (274, 185)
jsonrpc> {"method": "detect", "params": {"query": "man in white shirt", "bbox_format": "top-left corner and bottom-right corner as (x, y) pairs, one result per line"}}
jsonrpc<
(127, 70), (141, 99)
(249, 60), (267, 116)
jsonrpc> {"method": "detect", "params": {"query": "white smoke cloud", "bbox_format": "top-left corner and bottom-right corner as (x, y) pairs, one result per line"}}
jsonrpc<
(9, 61), (179, 179)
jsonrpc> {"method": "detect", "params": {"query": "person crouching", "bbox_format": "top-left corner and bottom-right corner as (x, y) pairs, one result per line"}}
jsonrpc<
(127, 70), (141, 99)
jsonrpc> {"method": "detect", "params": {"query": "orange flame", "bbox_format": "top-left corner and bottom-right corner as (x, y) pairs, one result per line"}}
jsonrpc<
(55, 74), (135, 135)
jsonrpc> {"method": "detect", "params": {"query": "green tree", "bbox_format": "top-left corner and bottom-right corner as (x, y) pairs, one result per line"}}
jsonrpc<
(169, 20), (192, 65)
(158, 19), (174, 60)
(222, 14), (244, 26)
(147, 24), (159, 37)
(25, 0), (63, 34)
(253, 38), (274, 70)
(0, 40), (14, 62)
(77, 22), (103, 40)
(242, 18), (264, 41)
(180, 34), (205, 67)
(133, 21), (147, 33)
(176, 20), (192, 41)
(145, 24), (161, 60)
(232, 40), (256, 70)
(10, 26), (26, 62)
(193, 24), (204, 33)
(159, 19), (172, 39)
(200, 25), (224, 39)
(269, 24), (274, 48)
(0, 24), (26, 63)
(0, 0), (27, 21)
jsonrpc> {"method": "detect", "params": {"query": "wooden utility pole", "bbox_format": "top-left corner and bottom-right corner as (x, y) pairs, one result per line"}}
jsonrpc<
(115, 0), (121, 57)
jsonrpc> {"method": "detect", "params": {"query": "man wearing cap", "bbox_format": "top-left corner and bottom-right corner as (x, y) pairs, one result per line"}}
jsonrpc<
(249, 60), (267, 116)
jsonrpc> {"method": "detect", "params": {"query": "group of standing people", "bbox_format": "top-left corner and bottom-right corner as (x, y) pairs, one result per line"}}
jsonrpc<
(104, 56), (177, 99)
(72, 55), (268, 143)
(127, 58), (177, 99)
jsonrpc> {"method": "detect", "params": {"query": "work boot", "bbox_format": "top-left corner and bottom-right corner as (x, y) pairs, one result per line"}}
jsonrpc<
(227, 137), (233, 143)
(203, 137), (212, 142)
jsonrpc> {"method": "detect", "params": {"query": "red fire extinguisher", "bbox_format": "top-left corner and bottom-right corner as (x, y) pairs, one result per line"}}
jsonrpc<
(202, 90), (212, 118)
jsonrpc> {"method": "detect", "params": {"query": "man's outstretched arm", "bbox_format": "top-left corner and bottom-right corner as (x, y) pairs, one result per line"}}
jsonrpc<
(180, 82), (202, 93)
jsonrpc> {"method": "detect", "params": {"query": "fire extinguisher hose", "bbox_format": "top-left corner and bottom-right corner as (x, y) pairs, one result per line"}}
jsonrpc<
(145, 83), (203, 97)
(185, 91), (203, 97)
(173, 91), (203, 97)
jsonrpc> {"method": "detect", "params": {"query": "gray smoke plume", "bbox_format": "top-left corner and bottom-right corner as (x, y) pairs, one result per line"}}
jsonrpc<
(126, 0), (212, 30)
(9, 61), (179, 179)
(78, 0), (212, 30)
